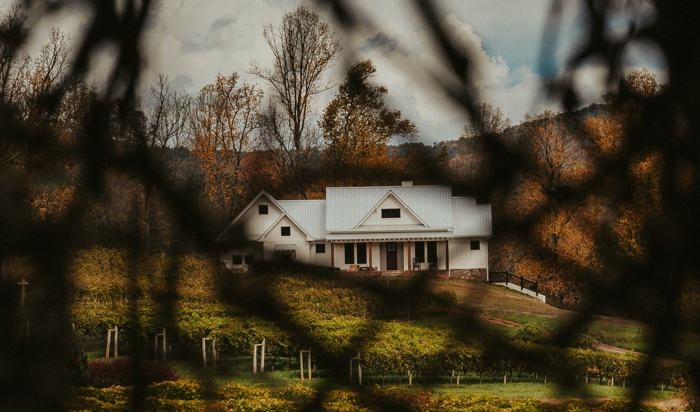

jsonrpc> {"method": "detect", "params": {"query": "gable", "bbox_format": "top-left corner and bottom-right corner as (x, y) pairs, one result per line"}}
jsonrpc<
(217, 191), (283, 241)
(259, 214), (312, 242)
(326, 185), (453, 230)
(356, 192), (425, 228)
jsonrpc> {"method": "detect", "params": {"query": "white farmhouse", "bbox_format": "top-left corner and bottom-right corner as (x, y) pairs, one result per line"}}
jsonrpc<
(217, 182), (492, 280)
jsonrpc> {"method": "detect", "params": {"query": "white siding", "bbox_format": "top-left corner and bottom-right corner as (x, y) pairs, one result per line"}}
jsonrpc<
(260, 215), (310, 263)
(360, 195), (423, 227)
(220, 243), (263, 269)
(310, 242), (332, 266)
(397, 242), (405, 270)
(370, 242), (380, 269)
(239, 198), (283, 238)
(437, 241), (447, 270)
(448, 238), (488, 270)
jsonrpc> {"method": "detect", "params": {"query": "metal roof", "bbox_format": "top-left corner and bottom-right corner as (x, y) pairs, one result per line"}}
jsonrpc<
(224, 186), (492, 243)
(277, 200), (326, 240)
(326, 232), (452, 242)
(452, 197), (492, 237)
(325, 186), (453, 230)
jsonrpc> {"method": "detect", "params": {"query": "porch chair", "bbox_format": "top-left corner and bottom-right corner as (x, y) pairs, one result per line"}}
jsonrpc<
(412, 258), (421, 271)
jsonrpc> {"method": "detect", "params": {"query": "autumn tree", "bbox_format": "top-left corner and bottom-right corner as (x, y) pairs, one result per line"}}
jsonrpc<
(321, 59), (417, 185)
(250, 5), (340, 197)
(499, 110), (600, 307)
(189, 72), (263, 219)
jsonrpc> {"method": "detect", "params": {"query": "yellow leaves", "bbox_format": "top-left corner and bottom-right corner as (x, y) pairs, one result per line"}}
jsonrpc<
(29, 184), (75, 220)
(189, 72), (263, 218)
(613, 206), (645, 261)
(585, 116), (623, 156)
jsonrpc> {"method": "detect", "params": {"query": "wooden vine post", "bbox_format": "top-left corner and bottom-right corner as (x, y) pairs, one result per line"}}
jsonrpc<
(350, 353), (362, 385)
(106, 326), (118, 358)
(202, 337), (217, 367)
(155, 328), (166, 362)
(299, 349), (311, 380)
(253, 338), (266, 374)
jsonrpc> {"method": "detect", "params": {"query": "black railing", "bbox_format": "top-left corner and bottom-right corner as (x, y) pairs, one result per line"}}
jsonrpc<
(489, 271), (539, 296)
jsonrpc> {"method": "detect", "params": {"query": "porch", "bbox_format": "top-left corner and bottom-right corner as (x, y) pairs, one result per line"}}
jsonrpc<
(329, 240), (450, 272)
(337, 267), (488, 281)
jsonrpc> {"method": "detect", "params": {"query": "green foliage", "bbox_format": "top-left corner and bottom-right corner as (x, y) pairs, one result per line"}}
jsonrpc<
(69, 386), (130, 412)
(514, 323), (549, 344)
(148, 380), (206, 401)
(67, 251), (690, 399)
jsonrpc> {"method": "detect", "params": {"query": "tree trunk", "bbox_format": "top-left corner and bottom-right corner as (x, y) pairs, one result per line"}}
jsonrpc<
(144, 187), (151, 254)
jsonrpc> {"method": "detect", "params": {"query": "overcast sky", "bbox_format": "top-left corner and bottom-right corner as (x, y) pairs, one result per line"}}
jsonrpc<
(7, 0), (666, 144)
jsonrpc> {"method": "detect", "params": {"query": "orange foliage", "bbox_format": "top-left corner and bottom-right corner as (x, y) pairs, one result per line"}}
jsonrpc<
(189, 73), (263, 219)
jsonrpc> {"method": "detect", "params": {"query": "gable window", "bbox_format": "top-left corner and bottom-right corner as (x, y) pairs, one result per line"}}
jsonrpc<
(259, 205), (268, 214)
(345, 243), (354, 264)
(281, 226), (291, 236)
(357, 243), (367, 264)
(470, 240), (480, 250)
(232, 255), (243, 265)
(381, 208), (401, 218)
(415, 241), (425, 263)
(316, 244), (326, 253)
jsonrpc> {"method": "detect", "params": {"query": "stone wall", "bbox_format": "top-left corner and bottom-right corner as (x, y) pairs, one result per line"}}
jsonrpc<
(448, 269), (487, 281)
(342, 270), (450, 279)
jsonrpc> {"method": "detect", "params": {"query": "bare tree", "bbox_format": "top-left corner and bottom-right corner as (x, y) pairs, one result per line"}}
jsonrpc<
(460, 102), (510, 140)
(139, 74), (191, 251)
(250, 4), (340, 197)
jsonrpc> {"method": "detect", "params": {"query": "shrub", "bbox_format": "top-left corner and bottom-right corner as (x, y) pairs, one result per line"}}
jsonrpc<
(88, 359), (178, 388)
(514, 323), (549, 344)
(148, 380), (206, 401)
(69, 386), (129, 411)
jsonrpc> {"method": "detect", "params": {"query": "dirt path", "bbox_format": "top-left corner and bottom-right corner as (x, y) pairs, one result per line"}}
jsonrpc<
(477, 314), (634, 355)
(540, 397), (685, 411)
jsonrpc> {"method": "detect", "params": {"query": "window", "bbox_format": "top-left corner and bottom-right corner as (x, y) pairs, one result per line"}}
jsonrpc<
(244, 254), (255, 264)
(281, 226), (291, 236)
(316, 244), (325, 253)
(345, 243), (355, 264)
(381, 208), (401, 218)
(427, 241), (437, 263)
(259, 205), (268, 214)
(415, 241), (425, 263)
(232, 255), (243, 265)
(357, 243), (367, 264)
(470, 240), (480, 250)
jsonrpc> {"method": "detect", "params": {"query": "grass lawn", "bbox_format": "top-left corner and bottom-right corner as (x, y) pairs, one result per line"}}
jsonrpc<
(164, 356), (677, 402)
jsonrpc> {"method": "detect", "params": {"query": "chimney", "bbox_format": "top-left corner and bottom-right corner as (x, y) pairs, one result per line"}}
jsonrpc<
(402, 181), (413, 187)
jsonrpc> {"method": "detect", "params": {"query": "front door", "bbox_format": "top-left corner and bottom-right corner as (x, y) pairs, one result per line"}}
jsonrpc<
(386, 242), (397, 270)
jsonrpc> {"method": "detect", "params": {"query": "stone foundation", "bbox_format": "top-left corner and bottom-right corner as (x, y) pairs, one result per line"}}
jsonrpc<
(341, 270), (450, 279)
(448, 269), (487, 281)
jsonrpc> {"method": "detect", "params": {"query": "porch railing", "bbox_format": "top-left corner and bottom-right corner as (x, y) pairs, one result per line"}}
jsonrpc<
(489, 271), (539, 296)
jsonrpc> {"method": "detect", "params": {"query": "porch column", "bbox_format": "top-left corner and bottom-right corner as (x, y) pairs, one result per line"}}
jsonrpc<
(407, 242), (412, 271)
(331, 243), (335, 267)
(368, 242), (373, 270)
(445, 240), (450, 275)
